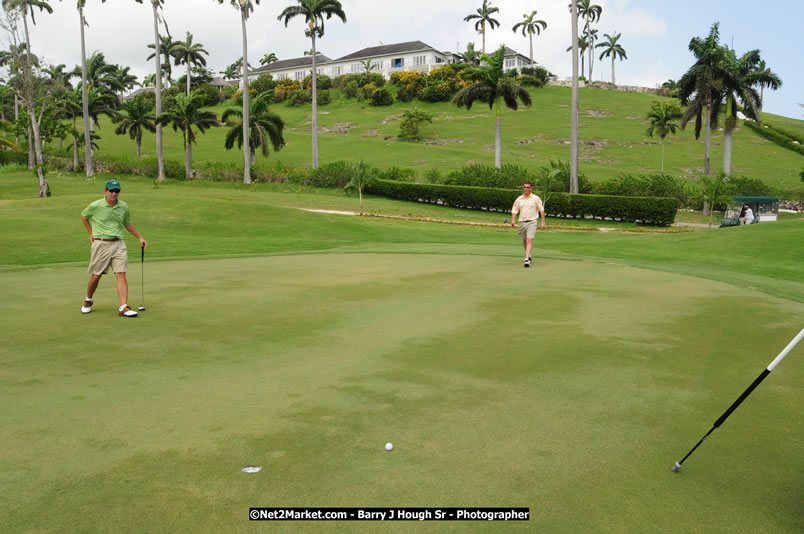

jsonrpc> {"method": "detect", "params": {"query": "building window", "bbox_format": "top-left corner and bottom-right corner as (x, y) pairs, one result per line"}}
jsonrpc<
(392, 57), (404, 68)
(277, 73), (288, 80)
(505, 59), (515, 69)
(351, 63), (362, 73)
(435, 56), (444, 64)
(413, 55), (427, 66)
(295, 71), (305, 80)
(331, 65), (343, 76)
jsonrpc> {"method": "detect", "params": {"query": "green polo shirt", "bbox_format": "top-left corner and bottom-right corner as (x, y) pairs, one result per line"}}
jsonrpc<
(82, 198), (131, 239)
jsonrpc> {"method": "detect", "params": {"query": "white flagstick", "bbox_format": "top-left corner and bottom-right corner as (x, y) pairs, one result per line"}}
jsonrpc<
(673, 328), (804, 472)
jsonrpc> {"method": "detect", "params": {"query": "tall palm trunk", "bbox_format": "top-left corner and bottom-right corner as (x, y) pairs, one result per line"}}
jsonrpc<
(529, 34), (533, 65)
(723, 128), (732, 175)
(570, 0), (579, 193)
(311, 29), (319, 169)
(704, 97), (711, 176)
(151, 2), (166, 181)
(481, 22), (486, 54)
(186, 62), (191, 96)
(136, 133), (142, 159)
(79, 7), (93, 177)
(14, 94), (19, 145)
(494, 100), (501, 168)
(73, 137), (79, 170)
(184, 131), (192, 179)
(239, 10), (251, 184)
(661, 139), (665, 173)
(611, 55), (615, 85)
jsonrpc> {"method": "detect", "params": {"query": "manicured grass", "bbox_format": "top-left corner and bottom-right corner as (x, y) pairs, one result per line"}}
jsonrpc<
(72, 85), (804, 194)
(1, 169), (802, 532)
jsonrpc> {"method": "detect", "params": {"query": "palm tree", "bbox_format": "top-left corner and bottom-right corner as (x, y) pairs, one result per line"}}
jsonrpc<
(596, 32), (626, 85)
(219, 64), (239, 81)
(110, 64), (139, 102)
(512, 10), (547, 66)
(678, 22), (729, 176)
(75, 0), (106, 177)
(157, 90), (218, 179)
(135, 0), (167, 181)
(566, 36), (587, 78)
(359, 58), (375, 72)
(464, 0), (500, 54)
(216, 0), (262, 184)
(57, 84), (117, 170)
(222, 91), (285, 165)
(259, 52), (278, 66)
(453, 46), (532, 169)
(171, 31), (209, 96)
(583, 27), (599, 80)
(752, 59), (781, 113)
(645, 101), (682, 172)
(569, 0), (579, 193)
(571, 0), (602, 81)
(461, 42), (480, 65)
(113, 94), (156, 159)
(44, 64), (72, 90)
(146, 34), (176, 87)
(2, 0), (55, 197)
(278, 0), (347, 170)
(720, 48), (780, 175)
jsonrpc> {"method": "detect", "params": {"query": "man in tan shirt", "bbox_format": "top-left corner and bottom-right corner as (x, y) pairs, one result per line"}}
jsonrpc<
(511, 181), (545, 268)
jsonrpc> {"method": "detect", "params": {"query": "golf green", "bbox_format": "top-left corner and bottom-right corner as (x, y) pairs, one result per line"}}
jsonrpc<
(1, 252), (802, 532)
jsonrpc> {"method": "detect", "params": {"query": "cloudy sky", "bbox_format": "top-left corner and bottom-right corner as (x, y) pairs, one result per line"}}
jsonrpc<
(5, 0), (803, 119)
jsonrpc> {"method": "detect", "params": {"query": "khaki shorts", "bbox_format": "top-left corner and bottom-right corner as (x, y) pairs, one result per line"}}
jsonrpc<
(88, 239), (128, 275)
(518, 220), (539, 240)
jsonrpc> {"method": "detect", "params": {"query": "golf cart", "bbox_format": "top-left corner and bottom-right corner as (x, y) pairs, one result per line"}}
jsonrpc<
(720, 196), (779, 227)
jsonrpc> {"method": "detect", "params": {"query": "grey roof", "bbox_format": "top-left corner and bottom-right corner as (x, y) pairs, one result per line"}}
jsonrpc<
(336, 41), (439, 61)
(502, 46), (529, 60)
(123, 87), (154, 101)
(211, 77), (239, 87)
(249, 55), (333, 76)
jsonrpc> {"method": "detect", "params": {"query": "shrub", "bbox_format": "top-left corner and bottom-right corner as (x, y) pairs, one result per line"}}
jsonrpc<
(419, 84), (452, 102)
(250, 73), (276, 94)
(221, 84), (237, 102)
(369, 87), (393, 106)
(398, 107), (434, 140)
(535, 160), (593, 194)
(366, 180), (678, 225)
(424, 168), (442, 184)
(444, 163), (532, 189)
(376, 166), (416, 182)
(743, 120), (804, 156)
(518, 75), (544, 88)
(317, 89), (331, 106)
(303, 73), (332, 90)
(343, 80), (359, 99)
(189, 83), (220, 106)
(287, 89), (312, 107)
(390, 71), (424, 102)
(726, 175), (771, 197)
(288, 160), (353, 188)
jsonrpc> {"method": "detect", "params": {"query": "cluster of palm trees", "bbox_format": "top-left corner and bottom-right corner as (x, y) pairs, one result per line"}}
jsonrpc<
(678, 22), (781, 178)
(463, 1), (549, 67)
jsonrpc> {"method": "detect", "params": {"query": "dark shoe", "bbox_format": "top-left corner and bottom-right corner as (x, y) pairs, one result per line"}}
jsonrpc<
(524, 258), (531, 268)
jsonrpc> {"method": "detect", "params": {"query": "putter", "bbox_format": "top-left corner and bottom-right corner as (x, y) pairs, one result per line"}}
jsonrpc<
(138, 246), (146, 311)
(672, 328), (803, 473)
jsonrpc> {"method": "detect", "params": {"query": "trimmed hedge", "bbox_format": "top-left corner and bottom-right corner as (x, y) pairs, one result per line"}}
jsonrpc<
(366, 179), (678, 226)
(743, 120), (804, 156)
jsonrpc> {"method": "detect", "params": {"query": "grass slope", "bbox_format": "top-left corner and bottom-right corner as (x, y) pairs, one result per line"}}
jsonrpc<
(80, 86), (804, 193)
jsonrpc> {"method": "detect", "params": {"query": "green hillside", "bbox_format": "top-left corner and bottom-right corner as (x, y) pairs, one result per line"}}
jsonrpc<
(83, 85), (804, 193)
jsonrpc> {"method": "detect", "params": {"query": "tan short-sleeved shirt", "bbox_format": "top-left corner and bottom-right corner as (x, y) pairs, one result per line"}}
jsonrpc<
(512, 194), (544, 222)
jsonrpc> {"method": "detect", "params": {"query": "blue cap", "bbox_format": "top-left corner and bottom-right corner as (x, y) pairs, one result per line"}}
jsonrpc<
(105, 179), (121, 191)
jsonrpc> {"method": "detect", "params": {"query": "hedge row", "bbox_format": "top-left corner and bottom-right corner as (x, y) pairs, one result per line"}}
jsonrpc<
(764, 122), (804, 144)
(365, 179), (678, 226)
(743, 121), (804, 156)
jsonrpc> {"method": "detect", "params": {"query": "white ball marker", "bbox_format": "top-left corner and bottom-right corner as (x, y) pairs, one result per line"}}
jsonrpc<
(385, 442), (393, 451)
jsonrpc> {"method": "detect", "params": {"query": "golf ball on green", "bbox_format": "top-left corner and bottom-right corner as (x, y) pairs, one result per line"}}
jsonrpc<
(385, 442), (393, 451)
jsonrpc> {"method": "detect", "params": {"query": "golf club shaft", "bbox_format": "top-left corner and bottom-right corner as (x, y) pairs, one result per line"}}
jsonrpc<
(141, 247), (145, 309)
(674, 328), (803, 470)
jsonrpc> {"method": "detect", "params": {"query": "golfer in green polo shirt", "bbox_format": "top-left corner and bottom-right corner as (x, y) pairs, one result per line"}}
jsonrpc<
(80, 179), (147, 317)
